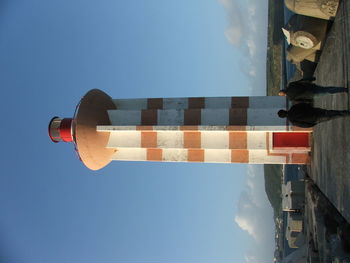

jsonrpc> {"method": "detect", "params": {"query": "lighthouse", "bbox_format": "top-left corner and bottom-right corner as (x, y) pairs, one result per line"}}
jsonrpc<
(48, 89), (312, 170)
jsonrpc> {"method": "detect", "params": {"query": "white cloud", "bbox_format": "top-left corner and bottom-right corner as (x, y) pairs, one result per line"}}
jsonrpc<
(219, 0), (268, 95)
(224, 27), (242, 45)
(234, 165), (275, 263)
(244, 253), (259, 263)
(246, 39), (256, 57)
(218, 0), (244, 46)
(235, 213), (258, 239)
(218, 1), (273, 261)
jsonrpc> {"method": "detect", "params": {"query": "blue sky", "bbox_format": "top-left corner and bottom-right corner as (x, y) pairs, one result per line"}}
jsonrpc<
(0, 1), (273, 263)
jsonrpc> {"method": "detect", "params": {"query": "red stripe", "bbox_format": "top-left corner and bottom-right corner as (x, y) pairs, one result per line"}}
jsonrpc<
(141, 110), (158, 125)
(147, 148), (163, 161)
(229, 109), (248, 125)
(229, 132), (247, 149)
(231, 97), (249, 108)
(184, 132), (201, 148)
(141, 132), (157, 148)
(147, 98), (163, 109)
(188, 149), (204, 162)
(188, 98), (205, 109)
(184, 109), (201, 125)
(231, 149), (249, 163)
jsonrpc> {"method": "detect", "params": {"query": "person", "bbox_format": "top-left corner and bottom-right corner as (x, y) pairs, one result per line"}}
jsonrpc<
(278, 78), (348, 103)
(277, 103), (350, 128)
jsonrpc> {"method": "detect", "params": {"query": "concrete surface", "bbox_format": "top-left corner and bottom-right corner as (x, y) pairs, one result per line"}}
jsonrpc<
(309, 0), (350, 223)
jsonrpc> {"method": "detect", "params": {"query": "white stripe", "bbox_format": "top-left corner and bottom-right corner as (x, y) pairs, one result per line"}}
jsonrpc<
(271, 148), (310, 153)
(107, 131), (141, 148)
(248, 150), (287, 164)
(247, 132), (267, 150)
(112, 148), (147, 161)
(248, 96), (286, 108)
(201, 109), (229, 125)
(97, 125), (294, 132)
(204, 149), (231, 162)
(157, 131), (184, 148)
(201, 131), (229, 149)
(157, 109), (185, 125)
(112, 97), (286, 109)
(163, 149), (188, 162)
(108, 110), (141, 125)
(97, 126), (137, 131)
(247, 108), (285, 126)
(113, 99), (147, 110)
(109, 148), (304, 164)
(163, 98), (188, 109)
(205, 97), (231, 108)
(247, 126), (288, 131)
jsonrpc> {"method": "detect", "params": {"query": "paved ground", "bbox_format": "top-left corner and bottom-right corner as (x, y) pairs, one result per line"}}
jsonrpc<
(309, 0), (350, 223)
(304, 179), (350, 263)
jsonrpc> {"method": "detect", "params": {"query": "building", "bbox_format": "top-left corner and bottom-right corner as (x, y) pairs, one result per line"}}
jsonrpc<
(286, 213), (304, 248)
(48, 89), (312, 170)
(282, 181), (305, 212)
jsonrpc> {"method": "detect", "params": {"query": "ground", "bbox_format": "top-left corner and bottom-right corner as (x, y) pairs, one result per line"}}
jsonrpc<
(308, 0), (350, 223)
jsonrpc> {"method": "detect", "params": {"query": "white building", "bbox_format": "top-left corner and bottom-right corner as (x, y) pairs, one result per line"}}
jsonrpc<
(282, 181), (305, 212)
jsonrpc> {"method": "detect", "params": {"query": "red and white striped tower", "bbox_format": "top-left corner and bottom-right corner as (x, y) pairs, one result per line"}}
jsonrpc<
(49, 89), (312, 170)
